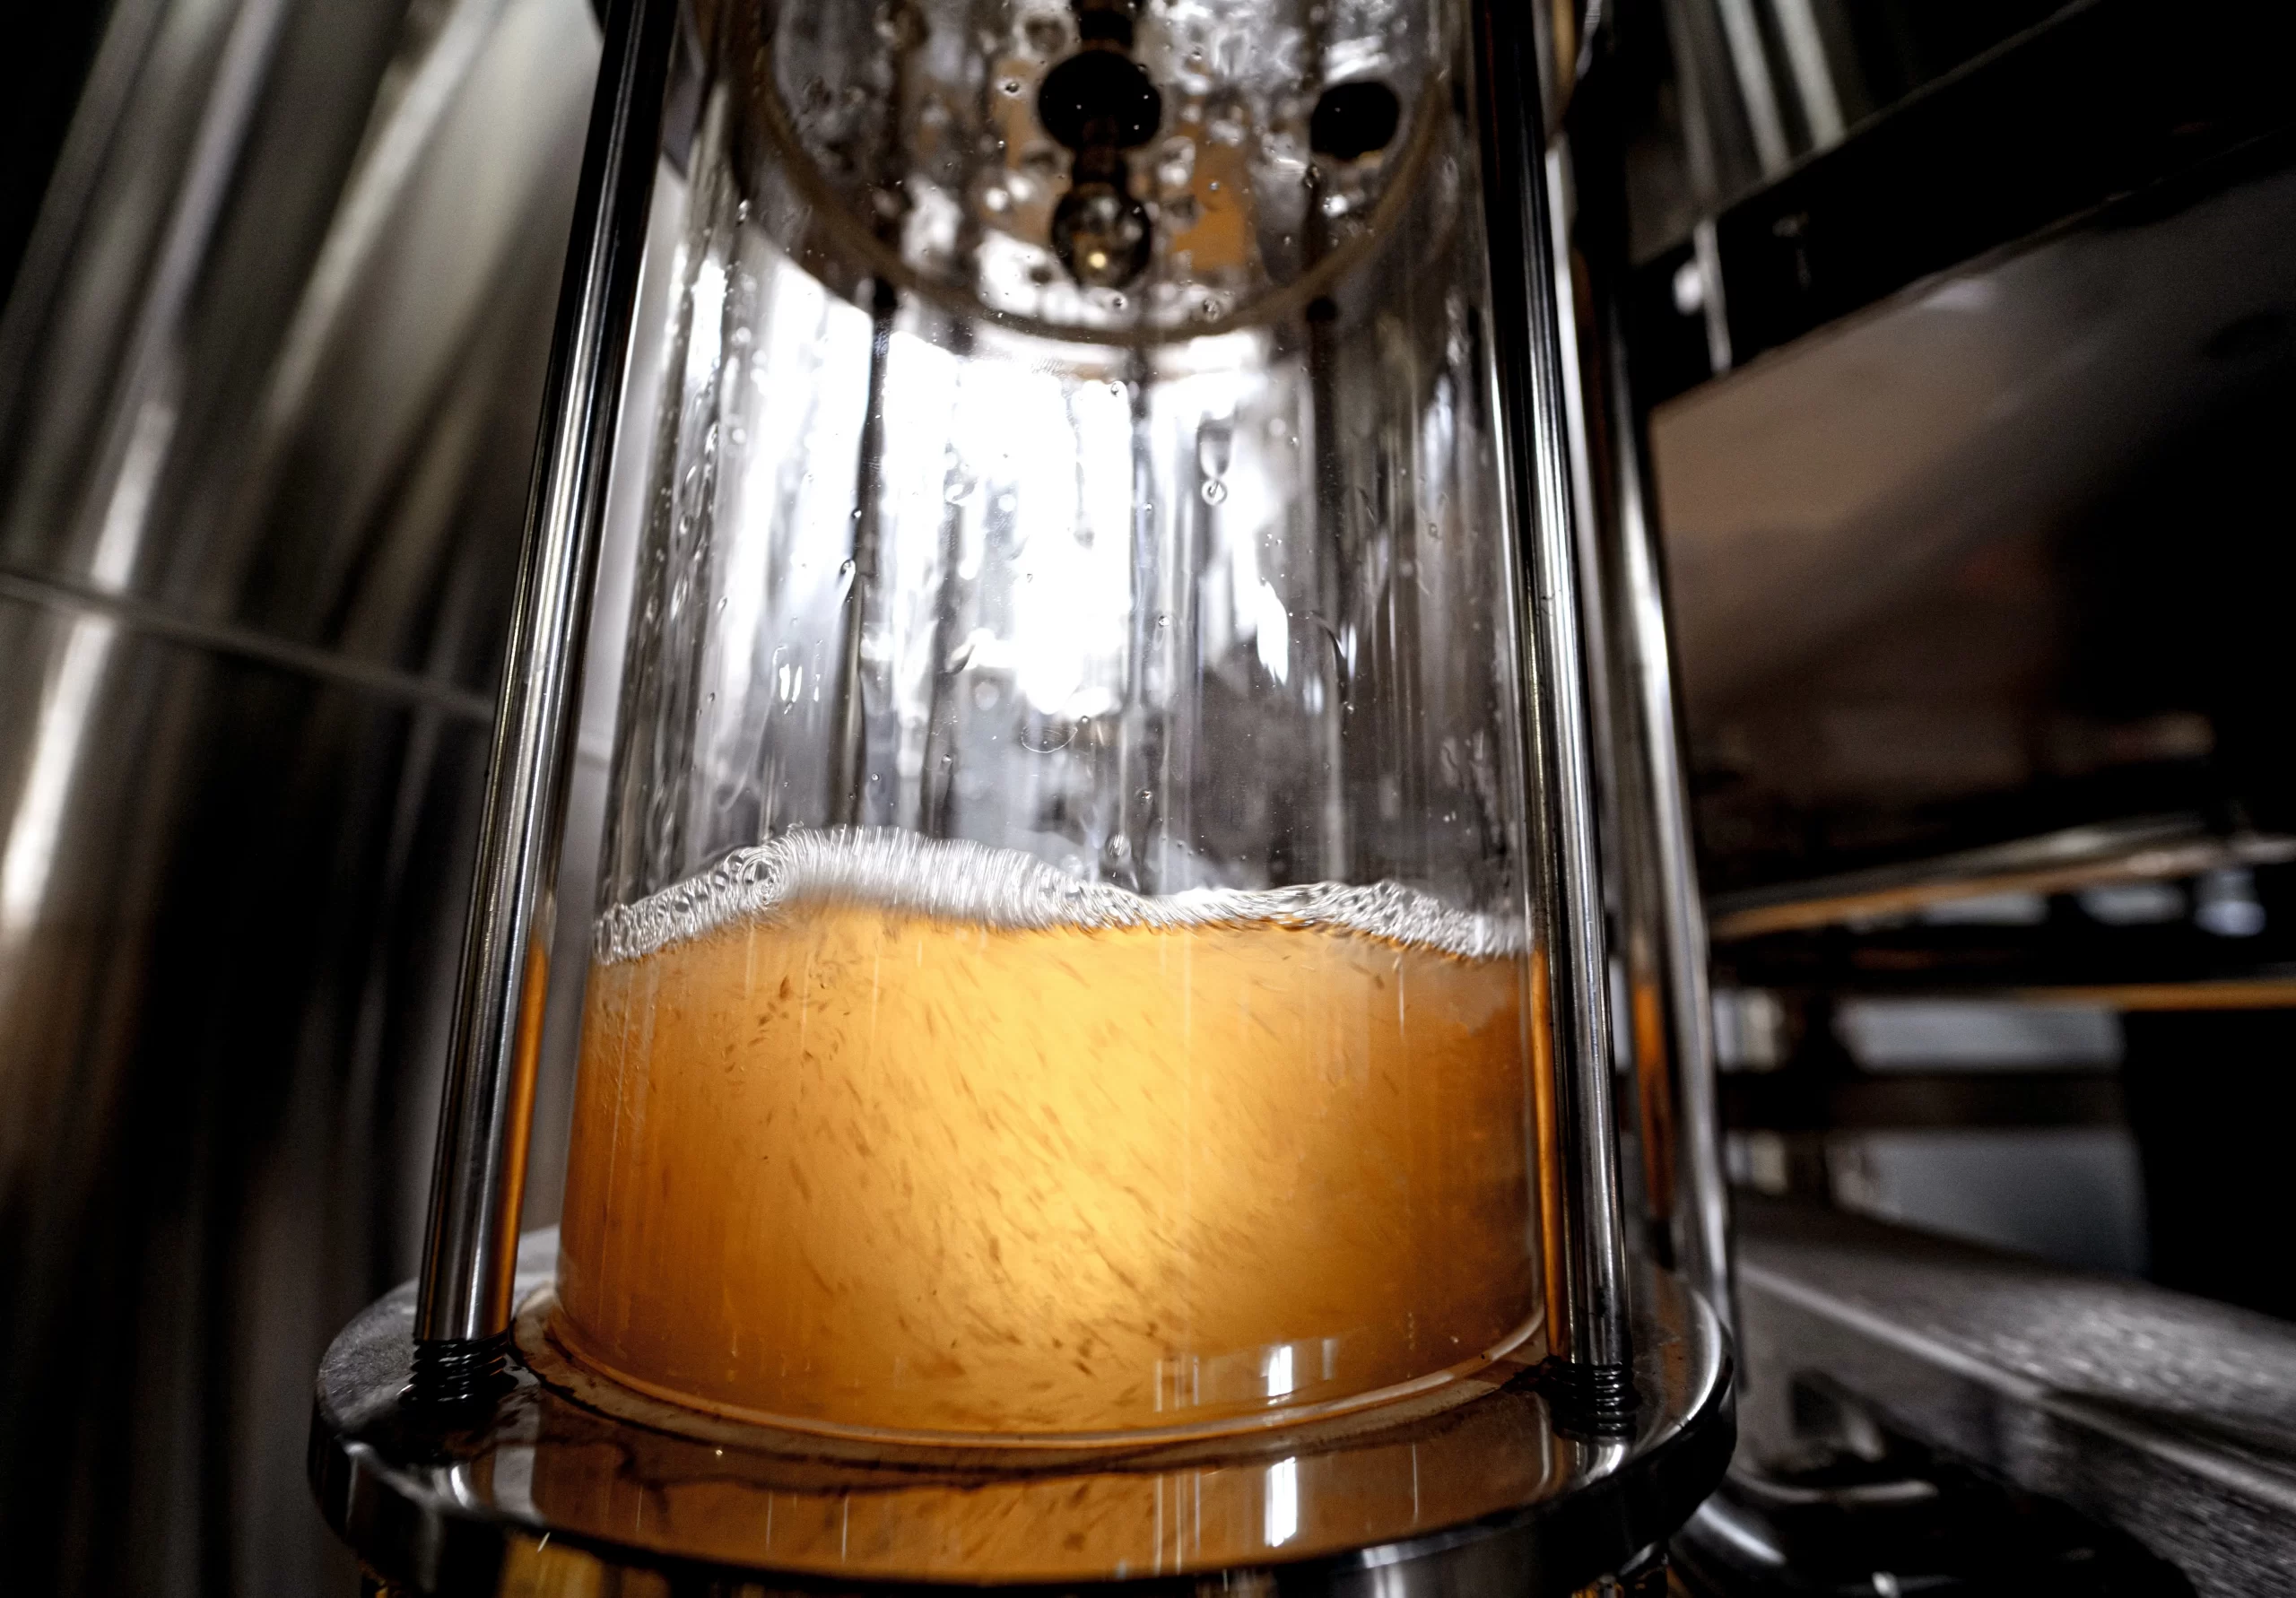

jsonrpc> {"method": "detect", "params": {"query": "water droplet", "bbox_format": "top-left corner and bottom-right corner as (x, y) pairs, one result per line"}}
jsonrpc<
(1001, 78), (1022, 95)
(1154, 612), (1170, 629)
(1201, 479), (1228, 505)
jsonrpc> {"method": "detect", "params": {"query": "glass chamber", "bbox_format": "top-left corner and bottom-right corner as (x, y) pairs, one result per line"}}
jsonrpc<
(552, 0), (1558, 1440)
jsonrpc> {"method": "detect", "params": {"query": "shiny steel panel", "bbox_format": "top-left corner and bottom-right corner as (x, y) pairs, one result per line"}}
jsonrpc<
(0, 0), (602, 1587)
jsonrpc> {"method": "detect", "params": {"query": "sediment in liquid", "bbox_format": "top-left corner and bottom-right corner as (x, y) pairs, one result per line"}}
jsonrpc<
(556, 830), (1543, 1437)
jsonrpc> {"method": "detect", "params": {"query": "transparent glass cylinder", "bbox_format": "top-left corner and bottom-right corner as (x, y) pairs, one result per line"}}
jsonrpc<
(554, 0), (1552, 1440)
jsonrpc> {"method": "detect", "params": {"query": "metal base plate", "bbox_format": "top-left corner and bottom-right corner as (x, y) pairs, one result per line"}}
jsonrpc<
(311, 1232), (1731, 1596)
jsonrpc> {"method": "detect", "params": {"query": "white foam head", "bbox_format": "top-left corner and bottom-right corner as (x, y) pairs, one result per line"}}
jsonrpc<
(596, 829), (1528, 964)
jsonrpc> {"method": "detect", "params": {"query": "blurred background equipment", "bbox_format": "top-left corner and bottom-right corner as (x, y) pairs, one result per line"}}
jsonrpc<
(1575, 0), (2296, 1591)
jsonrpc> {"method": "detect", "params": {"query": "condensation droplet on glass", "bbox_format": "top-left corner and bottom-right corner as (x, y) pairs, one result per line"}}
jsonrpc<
(1001, 78), (1022, 95)
(1154, 612), (1170, 629)
(1201, 479), (1228, 505)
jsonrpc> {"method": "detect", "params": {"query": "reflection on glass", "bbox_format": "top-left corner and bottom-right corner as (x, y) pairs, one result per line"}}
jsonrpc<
(556, 0), (1551, 1439)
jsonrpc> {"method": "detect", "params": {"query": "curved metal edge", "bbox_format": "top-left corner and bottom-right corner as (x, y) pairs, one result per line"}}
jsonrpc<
(309, 1243), (1732, 1598)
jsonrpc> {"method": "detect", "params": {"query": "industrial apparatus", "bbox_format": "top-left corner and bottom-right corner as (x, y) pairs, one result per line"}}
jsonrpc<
(308, 0), (1731, 1592)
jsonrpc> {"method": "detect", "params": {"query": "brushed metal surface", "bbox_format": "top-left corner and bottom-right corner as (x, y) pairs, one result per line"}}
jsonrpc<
(0, 0), (602, 1590)
(1735, 1196), (2296, 1596)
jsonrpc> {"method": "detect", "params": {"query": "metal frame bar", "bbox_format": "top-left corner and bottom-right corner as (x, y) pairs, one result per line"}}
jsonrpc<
(1471, 0), (1637, 1416)
(412, 0), (677, 1381)
(1605, 341), (1734, 1333)
(1552, 5), (1735, 1343)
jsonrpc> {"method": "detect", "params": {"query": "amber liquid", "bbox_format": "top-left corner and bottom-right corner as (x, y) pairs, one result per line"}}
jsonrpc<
(555, 846), (1542, 1438)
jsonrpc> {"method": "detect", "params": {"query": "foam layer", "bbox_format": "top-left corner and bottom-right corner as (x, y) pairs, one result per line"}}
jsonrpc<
(596, 829), (1527, 965)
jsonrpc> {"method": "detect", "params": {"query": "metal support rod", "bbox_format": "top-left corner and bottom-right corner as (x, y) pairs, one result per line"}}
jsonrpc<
(413, 0), (675, 1376)
(1605, 309), (1735, 1336)
(1558, 13), (1736, 1340)
(1471, 0), (1636, 1400)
